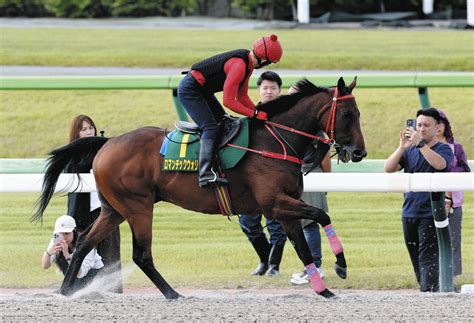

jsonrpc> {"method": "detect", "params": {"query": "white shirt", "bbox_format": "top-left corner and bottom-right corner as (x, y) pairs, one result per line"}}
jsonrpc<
(89, 169), (101, 211)
(47, 238), (104, 278)
(90, 191), (101, 212)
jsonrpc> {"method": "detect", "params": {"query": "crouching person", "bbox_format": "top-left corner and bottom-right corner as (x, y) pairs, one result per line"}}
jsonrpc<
(42, 215), (103, 291)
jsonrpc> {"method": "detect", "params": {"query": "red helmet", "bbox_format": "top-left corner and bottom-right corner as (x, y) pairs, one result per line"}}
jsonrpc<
(253, 34), (283, 63)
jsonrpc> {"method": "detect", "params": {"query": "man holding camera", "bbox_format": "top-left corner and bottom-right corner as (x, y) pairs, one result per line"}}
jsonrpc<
(384, 108), (453, 292)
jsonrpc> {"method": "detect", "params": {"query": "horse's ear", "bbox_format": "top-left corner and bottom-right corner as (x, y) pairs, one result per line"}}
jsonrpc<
(337, 77), (346, 94)
(348, 76), (357, 92)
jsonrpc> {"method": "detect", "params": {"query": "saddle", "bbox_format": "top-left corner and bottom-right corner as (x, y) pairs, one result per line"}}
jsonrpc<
(175, 115), (241, 149)
(161, 117), (249, 172)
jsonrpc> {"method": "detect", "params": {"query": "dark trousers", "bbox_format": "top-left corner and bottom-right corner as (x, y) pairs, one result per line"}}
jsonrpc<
(303, 221), (322, 267)
(177, 73), (226, 140)
(402, 217), (439, 292)
(239, 214), (287, 246)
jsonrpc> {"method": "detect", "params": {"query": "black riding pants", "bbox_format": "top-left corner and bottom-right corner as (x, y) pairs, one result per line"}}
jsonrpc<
(177, 73), (225, 140)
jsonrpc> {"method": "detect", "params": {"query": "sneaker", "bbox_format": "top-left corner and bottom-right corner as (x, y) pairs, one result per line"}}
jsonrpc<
(291, 273), (309, 285)
(265, 268), (280, 277)
(291, 270), (306, 279)
(250, 263), (268, 276)
(317, 266), (325, 279)
(290, 267), (324, 285)
(291, 266), (324, 282)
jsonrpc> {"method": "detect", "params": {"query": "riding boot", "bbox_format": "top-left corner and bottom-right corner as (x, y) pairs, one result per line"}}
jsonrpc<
(250, 235), (272, 276)
(198, 138), (228, 187)
(266, 243), (285, 276)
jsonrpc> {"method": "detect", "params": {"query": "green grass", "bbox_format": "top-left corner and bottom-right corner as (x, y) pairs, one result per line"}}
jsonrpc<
(1, 28), (473, 70)
(1, 87), (473, 159)
(1, 192), (472, 289)
(1, 28), (473, 158)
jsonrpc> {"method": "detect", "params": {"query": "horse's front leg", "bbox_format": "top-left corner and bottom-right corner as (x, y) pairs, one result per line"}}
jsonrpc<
(278, 219), (335, 299)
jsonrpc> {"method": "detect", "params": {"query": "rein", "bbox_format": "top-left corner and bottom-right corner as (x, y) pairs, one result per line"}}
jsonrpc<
(265, 121), (331, 145)
(227, 88), (354, 165)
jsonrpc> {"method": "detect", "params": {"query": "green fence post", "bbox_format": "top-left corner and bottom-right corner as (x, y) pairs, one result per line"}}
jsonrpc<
(430, 192), (454, 292)
(418, 87), (431, 109)
(172, 89), (189, 121)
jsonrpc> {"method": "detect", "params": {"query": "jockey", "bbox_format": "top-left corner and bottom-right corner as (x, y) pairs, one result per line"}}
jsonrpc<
(178, 34), (283, 187)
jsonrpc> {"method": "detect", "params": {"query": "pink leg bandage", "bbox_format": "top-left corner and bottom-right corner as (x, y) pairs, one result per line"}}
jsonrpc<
(324, 224), (343, 255)
(306, 263), (326, 293)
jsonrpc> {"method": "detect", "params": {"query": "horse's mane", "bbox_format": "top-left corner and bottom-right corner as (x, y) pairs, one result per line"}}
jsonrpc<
(258, 78), (328, 118)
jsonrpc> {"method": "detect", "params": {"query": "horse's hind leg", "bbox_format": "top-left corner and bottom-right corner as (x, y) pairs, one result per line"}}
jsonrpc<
(128, 212), (181, 300)
(60, 207), (124, 295)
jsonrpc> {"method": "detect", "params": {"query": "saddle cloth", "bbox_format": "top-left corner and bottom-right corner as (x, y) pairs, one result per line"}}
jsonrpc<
(160, 118), (249, 172)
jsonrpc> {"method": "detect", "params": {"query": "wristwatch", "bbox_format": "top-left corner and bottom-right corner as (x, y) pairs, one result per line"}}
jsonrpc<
(416, 140), (426, 149)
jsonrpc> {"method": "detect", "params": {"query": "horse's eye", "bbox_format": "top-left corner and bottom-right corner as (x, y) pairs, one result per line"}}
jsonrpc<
(342, 111), (354, 120)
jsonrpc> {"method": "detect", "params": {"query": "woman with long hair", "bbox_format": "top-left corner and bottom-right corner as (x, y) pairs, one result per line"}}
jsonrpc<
(67, 114), (122, 292)
(42, 215), (104, 290)
(436, 109), (470, 278)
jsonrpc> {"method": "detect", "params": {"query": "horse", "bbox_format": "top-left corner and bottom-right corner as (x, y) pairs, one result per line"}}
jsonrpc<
(34, 77), (366, 299)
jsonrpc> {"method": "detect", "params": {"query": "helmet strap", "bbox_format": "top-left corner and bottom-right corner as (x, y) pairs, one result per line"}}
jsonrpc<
(252, 50), (262, 65)
(262, 37), (270, 62)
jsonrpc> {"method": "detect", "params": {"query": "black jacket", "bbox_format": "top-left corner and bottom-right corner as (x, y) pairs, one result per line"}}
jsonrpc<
(65, 162), (97, 231)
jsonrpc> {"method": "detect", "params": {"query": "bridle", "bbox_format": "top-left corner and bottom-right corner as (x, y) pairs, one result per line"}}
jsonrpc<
(228, 87), (354, 165)
(324, 87), (354, 143)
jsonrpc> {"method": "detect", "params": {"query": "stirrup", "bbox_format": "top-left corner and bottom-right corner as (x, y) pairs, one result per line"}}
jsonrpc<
(209, 177), (229, 186)
(210, 167), (228, 185)
(199, 168), (228, 187)
(199, 177), (229, 187)
(175, 121), (200, 134)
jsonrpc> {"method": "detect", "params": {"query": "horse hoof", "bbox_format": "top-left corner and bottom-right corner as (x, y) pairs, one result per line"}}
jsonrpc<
(166, 292), (183, 300)
(334, 263), (347, 279)
(60, 287), (73, 296)
(319, 288), (336, 299)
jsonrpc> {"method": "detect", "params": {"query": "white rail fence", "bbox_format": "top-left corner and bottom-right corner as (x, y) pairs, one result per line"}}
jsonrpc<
(1, 173), (472, 193)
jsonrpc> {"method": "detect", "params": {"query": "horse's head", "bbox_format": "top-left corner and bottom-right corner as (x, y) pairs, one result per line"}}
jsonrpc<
(258, 77), (366, 163)
(322, 77), (366, 163)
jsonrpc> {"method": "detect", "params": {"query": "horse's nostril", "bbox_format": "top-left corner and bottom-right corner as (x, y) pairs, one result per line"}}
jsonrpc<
(353, 149), (367, 159)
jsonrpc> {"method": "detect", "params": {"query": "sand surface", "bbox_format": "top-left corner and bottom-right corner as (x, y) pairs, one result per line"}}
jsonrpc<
(1, 287), (472, 322)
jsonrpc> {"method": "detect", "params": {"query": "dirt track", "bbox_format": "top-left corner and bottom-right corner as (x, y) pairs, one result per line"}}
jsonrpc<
(1, 287), (473, 322)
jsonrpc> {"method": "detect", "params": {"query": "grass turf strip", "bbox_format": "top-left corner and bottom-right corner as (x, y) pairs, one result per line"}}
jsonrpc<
(0, 192), (472, 289)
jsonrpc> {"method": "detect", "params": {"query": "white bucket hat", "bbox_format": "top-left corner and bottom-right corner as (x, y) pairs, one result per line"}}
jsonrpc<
(54, 215), (76, 234)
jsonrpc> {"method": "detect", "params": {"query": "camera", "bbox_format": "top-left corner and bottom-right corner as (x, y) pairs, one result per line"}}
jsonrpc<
(53, 233), (62, 244)
(406, 119), (416, 130)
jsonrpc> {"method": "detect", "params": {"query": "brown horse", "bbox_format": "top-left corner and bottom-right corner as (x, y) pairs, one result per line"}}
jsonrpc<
(34, 77), (366, 299)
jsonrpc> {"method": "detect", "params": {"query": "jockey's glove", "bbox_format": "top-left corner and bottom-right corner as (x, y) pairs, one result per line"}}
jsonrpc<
(254, 110), (268, 121)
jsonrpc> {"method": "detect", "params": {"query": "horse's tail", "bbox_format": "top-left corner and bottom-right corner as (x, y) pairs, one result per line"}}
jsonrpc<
(32, 136), (109, 223)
